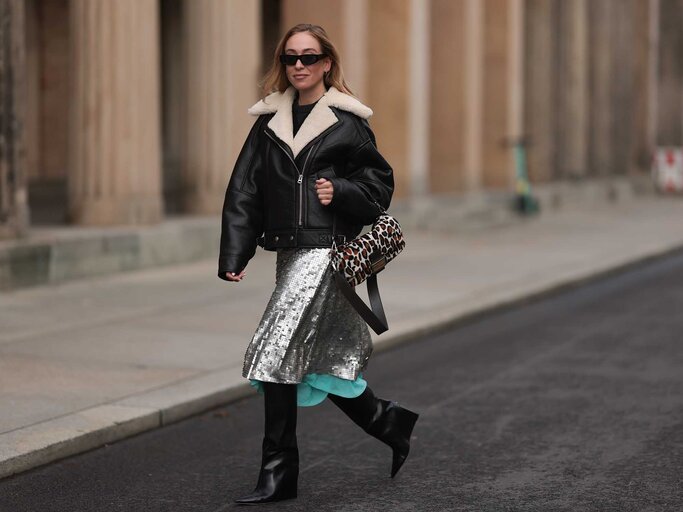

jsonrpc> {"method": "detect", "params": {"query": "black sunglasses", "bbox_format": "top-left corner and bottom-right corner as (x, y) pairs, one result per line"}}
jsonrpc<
(279, 53), (327, 66)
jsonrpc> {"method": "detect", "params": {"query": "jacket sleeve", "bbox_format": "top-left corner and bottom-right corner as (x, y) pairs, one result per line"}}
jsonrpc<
(217, 115), (266, 281)
(328, 118), (394, 225)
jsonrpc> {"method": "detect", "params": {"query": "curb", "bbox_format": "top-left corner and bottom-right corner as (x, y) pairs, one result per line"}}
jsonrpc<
(2, 239), (683, 481)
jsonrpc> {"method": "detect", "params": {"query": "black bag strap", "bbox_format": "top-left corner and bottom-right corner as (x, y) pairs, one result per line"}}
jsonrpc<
(331, 199), (390, 335)
(333, 272), (388, 335)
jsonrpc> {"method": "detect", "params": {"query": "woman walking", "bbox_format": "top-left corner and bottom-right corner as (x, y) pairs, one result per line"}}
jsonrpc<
(218, 23), (419, 505)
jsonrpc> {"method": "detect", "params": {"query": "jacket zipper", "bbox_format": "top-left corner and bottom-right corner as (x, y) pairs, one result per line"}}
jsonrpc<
(265, 130), (298, 170)
(299, 141), (319, 226)
(266, 130), (319, 228)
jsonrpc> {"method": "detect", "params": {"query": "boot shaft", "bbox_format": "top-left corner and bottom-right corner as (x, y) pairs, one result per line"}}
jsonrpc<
(327, 385), (387, 431)
(327, 384), (419, 478)
(234, 382), (300, 505)
(262, 382), (298, 450)
(327, 385), (417, 442)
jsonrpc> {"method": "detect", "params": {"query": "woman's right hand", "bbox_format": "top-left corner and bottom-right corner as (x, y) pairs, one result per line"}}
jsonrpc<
(225, 270), (246, 282)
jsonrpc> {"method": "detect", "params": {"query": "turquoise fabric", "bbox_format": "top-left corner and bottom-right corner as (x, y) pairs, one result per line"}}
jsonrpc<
(249, 373), (367, 407)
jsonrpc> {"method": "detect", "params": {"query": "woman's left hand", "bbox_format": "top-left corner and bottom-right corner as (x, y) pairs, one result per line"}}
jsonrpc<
(315, 178), (334, 206)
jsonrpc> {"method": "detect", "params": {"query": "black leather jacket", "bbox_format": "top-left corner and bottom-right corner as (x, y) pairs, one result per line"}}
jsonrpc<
(218, 88), (394, 280)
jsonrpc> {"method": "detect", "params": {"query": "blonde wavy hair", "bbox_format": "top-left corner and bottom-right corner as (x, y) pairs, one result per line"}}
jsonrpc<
(260, 23), (356, 98)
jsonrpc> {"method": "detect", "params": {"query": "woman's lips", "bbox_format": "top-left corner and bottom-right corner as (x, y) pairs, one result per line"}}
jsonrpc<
(293, 75), (308, 79)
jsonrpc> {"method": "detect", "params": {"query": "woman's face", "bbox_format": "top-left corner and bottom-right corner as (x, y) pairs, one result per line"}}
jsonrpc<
(283, 32), (331, 93)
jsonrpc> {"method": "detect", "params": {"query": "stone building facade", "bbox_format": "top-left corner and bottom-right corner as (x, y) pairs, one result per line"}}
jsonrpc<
(0, 0), (681, 239)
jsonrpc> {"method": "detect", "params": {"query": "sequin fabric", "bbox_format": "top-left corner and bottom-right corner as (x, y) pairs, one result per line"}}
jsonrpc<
(242, 247), (373, 383)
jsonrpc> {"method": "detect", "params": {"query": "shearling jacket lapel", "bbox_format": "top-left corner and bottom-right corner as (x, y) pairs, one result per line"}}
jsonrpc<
(247, 85), (373, 159)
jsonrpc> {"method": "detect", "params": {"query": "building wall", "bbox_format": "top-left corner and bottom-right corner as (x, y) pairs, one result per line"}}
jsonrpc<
(1, 0), (682, 237)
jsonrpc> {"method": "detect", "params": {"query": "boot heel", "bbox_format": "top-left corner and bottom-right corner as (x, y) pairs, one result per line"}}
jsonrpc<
(390, 407), (419, 478)
(234, 458), (298, 505)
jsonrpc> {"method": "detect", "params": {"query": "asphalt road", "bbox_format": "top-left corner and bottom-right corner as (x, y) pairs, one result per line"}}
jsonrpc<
(2, 251), (683, 512)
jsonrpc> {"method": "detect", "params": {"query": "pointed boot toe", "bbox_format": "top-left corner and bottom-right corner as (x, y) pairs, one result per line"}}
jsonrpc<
(387, 407), (419, 478)
(234, 491), (297, 505)
(234, 483), (297, 505)
(234, 453), (298, 505)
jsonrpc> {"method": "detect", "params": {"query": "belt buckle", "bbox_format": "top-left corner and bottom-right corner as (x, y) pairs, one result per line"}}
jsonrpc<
(370, 251), (386, 274)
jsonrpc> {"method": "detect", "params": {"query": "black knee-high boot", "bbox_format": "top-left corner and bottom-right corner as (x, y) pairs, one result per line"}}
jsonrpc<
(328, 385), (419, 478)
(234, 382), (299, 504)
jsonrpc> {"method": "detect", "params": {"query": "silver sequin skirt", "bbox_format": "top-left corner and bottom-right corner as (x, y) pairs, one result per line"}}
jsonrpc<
(242, 247), (373, 384)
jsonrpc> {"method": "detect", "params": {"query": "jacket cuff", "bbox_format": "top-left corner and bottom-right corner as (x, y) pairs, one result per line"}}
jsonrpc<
(217, 253), (246, 281)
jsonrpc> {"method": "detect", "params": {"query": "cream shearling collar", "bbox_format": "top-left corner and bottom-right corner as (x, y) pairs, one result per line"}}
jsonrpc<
(247, 85), (373, 158)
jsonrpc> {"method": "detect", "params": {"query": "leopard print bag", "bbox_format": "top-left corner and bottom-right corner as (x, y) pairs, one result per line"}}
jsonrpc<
(328, 202), (405, 334)
(329, 213), (405, 287)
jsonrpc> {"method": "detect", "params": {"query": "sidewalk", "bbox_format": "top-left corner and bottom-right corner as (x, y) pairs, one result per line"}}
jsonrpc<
(1, 197), (683, 479)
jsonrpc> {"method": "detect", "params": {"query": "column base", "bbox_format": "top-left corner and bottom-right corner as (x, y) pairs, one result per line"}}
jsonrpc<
(68, 195), (164, 226)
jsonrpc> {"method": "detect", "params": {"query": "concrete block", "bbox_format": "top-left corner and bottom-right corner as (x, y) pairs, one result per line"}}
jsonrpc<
(51, 234), (140, 282)
(0, 217), (222, 291)
(0, 244), (51, 289)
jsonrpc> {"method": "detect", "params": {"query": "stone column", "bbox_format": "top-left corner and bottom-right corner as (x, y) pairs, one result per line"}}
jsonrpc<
(367, 0), (410, 199)
(0, 0), (29, 239)
(587, 0), (615, 176)
(631, 0), (659, 173)
(557, 0), (589, 178)
(182, 0), (261, 214)
(463, 0), (484, 191)
(508, 0), (525, 160)
(343, 0), (369, 99)
(611, 0), (635, 176)
(408, 0), (430, 197)
(429, 0), (468, 193)
(68, 0), (163, 225)
(481, 0), (513, 189)
(629, 0), (659, 174)
(524, 0), (559, 183)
